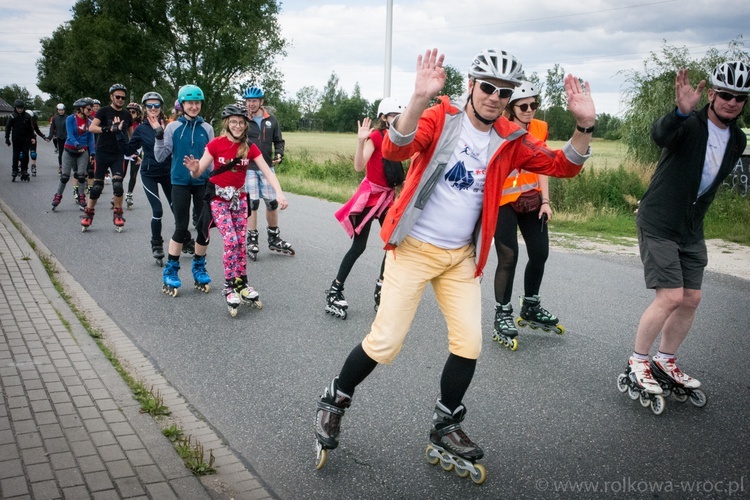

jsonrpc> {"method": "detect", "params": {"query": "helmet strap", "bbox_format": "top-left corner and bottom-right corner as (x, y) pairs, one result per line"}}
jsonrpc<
(710, 100), (738, 126)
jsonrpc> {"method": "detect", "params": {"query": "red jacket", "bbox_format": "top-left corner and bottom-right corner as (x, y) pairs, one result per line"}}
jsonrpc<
(381, 95), (586, 277)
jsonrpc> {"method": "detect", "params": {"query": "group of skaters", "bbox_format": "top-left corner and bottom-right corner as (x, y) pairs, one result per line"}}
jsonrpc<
(8, 46), (747, 481)
(313, 48), (749, 482)
(4, 99), (49, 181)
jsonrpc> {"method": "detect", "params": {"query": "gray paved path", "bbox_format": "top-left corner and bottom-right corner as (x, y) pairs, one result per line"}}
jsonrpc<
(0, 199), (274, 499)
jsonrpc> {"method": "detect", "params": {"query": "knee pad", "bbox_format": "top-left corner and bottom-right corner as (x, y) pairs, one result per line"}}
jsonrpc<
(250, 199), (260, 211)
(60, 174), (70, 185)
(76, 173), (88, 184)
(112, 178), (124, 197)
(89, 180), (104, 199)
(30, 150), (37, 160)
(265, 199), (278, 211)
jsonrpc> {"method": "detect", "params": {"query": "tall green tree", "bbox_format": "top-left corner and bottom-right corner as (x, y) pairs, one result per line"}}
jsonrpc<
(37, 0), (287, 121)
(439, 64), (465, 100)
(544, 64), (566, 109)
(620, 37), (749, 163)
(0, 85), (31, 106)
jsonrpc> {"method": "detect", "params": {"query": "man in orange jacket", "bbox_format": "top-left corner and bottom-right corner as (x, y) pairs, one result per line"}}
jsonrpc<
(314, 48), (596, 478)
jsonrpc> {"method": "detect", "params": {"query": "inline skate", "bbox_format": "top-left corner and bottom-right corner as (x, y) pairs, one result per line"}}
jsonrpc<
(113, 207), (125, 232)
(182, 236), (195, 255)
(314, 377), (352, 470)
(246, 229), (259, 261)
(426, 400), (487, 485)
(192, 255), (211, 293)
(616, 356), (666, 415)
(492, 303), (518, 351)
(233, 276), (262, 310)
(31, 164), (37, 177)
(72, 185), (78, 204)
(162, 259), (181, 297)
(11, 169), (18, 182)
(223, 280), (241, 317)
(20, 171), (30, 182)
(267, 227), (295, 256)
(125, 192), (134, 209)
(80, 207), (95, 232)
(650, 357), (707, 408)
(77, 191), (87, 210)
(151, 238), (165, 267)
(51, 193), (63, 211)
(516, 295), (565, 335)
(374, 280), (382, 312)
(325, 280), (348, 319)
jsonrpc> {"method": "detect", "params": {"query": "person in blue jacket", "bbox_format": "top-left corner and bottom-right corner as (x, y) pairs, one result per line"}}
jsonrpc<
(117, 92), (173, 265)
(154, 84), (214, 296)
(51, 98), (95, 211)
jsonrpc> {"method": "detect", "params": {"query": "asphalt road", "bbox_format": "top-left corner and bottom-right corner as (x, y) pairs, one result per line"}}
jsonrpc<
(1, 139), (749, 499)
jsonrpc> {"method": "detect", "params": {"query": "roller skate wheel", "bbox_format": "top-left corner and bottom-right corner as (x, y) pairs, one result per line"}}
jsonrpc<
(81, 226), (88, 233)
(689, 389), (707, 408)
(425, 445), (441, 466)
(672, 389), (688, 403)
(115, 227), (123, 233)
(253, 300), (263, 310)
(628, 386), (640, 400)
(506, 338), (518, 351)
(616, 373), (629, 393)
(554, 324), (565, 335)
(470, 463), (487, 485)
(229, 307), (238, 317)
(439, 453), (454, 472)
(155, 259), (164, 267)
(455, 466), (470, 478)
(162, 286), (178, 297)
(314, 441), (327, 470)
(650, 395), (665, 415)
(639, 393), (650, 408)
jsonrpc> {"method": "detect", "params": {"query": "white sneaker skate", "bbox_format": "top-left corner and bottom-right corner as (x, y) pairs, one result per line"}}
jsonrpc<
(628, 357), (663, 394)
(651, 357), (700, 389)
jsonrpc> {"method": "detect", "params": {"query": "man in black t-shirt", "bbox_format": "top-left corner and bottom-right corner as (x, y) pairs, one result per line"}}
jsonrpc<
(85, 83), (133, 230)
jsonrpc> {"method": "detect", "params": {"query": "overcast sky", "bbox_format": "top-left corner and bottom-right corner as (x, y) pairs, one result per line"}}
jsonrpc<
(1, 0), (748, 116)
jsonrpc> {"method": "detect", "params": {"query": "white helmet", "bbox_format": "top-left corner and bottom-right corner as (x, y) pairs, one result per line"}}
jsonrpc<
(510, 81), (539, 103)
(377, 97), (404, 117)
(710, 61), (750, 94)
(468, 49), (524, 86)
(56, 103), (65, 110)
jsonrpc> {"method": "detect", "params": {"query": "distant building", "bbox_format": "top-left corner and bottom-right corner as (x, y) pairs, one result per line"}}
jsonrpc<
(0, 97), (14, 127)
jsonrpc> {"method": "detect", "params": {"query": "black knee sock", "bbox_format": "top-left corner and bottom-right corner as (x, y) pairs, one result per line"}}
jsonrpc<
(337, 343), (378, 396)
(440, 354), (477, 412)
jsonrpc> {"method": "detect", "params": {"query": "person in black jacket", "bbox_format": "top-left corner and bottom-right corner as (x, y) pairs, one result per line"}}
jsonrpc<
(48, 103), (68, 174)
(623, 61), (749, 402)
(4, 99), (35, 181)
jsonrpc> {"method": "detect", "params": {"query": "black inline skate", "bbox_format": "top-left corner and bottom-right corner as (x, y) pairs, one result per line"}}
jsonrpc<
(314, 377), (352, 470)
(11, 169), (18, 182)
(426, 400), (487, 484)
(182, 236), (195, 255)
(516, 295), (565, 335)
(616, 356), (666, 415)
(649, 358), (707, 408)
(374, 280), (382, 312)
(246, 229), (259, 261)
(325, 280), (348, 319)
(20, 171), (30, 182)
(151, 238), (165, 267)
(492, 303), (518, 351)
(267, 227), (295, 256)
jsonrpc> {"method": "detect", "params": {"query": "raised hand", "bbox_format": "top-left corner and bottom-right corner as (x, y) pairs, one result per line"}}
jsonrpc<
(183, 154), (199, 173)
(565, 74), (596, 127)
(414, 48), (446, 101)
(674, 68), (705, 115)
(357, 117), (372, 141)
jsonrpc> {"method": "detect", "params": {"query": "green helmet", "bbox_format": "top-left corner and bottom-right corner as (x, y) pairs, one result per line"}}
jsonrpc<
(177, 84), (205, 103)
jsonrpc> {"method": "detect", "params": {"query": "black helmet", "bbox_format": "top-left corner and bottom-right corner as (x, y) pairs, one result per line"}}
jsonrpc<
(109, 83), (127, 94)
(73, 97), (94, 108)
(13, 99), (25, 108)
(221, 104), (249, 121)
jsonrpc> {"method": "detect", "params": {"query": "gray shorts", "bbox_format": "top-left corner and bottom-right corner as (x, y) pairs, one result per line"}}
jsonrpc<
(245, 167), (276, 203)
(637, 227), (708, 290)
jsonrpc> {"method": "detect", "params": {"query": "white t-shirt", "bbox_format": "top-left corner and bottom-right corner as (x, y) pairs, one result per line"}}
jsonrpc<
(698, 120), (730, 197)
(409, 114), (490, 249)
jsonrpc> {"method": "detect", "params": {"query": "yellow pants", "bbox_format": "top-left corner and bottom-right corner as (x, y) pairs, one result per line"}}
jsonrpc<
(362, 236), (482, 364)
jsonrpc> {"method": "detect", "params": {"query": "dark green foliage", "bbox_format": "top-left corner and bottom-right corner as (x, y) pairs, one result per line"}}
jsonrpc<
(550, 165), (647, 213)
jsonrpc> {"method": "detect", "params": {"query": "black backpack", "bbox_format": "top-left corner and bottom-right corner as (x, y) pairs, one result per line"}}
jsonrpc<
(383, 158), (405, 187)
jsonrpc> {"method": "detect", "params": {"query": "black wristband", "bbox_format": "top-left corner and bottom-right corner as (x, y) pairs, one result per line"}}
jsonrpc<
(576, 124), (595, 134)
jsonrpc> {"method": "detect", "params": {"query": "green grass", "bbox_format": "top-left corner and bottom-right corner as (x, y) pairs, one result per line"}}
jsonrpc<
(280, 131), (750, 245)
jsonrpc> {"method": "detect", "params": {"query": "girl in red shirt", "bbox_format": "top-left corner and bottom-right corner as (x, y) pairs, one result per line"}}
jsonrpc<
(184, 105), (288, 316)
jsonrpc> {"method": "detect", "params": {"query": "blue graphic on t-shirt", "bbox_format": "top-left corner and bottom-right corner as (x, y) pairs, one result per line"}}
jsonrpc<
(445, 161), (474, 190)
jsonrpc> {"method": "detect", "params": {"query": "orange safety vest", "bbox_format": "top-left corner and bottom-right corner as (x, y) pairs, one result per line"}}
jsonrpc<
(499, 119), (549, 206)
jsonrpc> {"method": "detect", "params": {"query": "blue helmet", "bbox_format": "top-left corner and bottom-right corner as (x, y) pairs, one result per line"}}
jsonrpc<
(178, 84), (205, 103)
(242, 86), (264, 99)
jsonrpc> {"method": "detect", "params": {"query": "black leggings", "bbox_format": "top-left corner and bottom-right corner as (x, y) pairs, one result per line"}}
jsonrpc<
(493, 203), (549, 304)
(54, 138), (65, 167)
(171, 184), (209, 247)
(11, 140), (30, 173)
(127, 159), (140, 194)
(141, 174), (172, 243)
(335, 207), (387, 284)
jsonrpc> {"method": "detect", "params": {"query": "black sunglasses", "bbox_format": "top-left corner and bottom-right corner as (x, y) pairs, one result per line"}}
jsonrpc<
(515, 102), (539, 112)
(475, 79), (514, 99)
(715, 90), (748, 103)
(112, 95), (126, 100)
(145, 103), (162, 109)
